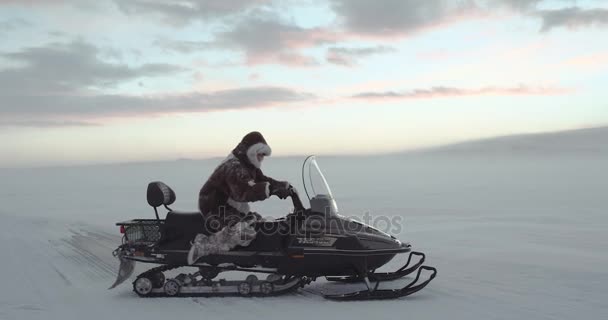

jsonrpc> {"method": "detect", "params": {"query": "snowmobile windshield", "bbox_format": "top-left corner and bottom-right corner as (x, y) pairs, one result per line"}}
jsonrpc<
(304, 156), (333, 198)
(302, 156), (339, 214)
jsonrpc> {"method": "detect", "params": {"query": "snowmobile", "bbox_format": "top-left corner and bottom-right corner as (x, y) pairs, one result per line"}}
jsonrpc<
(110, 156), (437, 300)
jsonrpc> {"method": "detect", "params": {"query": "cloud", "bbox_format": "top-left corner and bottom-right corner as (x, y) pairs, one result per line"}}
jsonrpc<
(212, 13), (337, 65)
(0, 0), (65, 4)
(0, 18), (29, 32)
(0, 40), (184, 95)
(488, 0), (542, 11)
(537, 7), (608, 32)
(329, 0), (479, 37)
(0, 120), (100, 128)
(0, 0), (105, 11)
(114, 0), (268, 26)
(328, 0), (608, 38)
(272, 52), (320, 66)
(151, 12), (336, 66)
(326, 45), (396, 66)
(0, 39), (313, 125)
(562, 52), (608, 68)
(351, 85), (570, 100)
(151, 1), (608, 67)
(479, 2), (608, 33)
(1, 87), (315, 120)
(154, 38), (211, 54)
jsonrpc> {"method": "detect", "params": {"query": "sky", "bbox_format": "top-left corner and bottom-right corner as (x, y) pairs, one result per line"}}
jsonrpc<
(1, 0), (607, 167)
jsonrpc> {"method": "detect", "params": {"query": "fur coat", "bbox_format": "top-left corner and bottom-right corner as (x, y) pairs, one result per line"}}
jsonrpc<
(198, 132), (286, 219)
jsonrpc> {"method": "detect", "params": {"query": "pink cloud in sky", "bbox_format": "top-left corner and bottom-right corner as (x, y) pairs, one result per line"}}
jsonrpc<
(351, 85), (572, 101)
(562, 52), (608, 68)
(0, 0), (64, 4)
(339, 10), (490, 42)
(216, 16), (340, 66)
(244, 28), (339, 66)
(229, 9), (488, 67)
(246, 52), (319, 67)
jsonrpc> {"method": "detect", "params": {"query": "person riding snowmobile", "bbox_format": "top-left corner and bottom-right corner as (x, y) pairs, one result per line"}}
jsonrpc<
(188, 132), (292, 264)
(198, 131), (291, 230)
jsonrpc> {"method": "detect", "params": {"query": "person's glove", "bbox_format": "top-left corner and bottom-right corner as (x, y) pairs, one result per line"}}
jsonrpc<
(243, 211), (263, 222)
(271, 182), (291, 199)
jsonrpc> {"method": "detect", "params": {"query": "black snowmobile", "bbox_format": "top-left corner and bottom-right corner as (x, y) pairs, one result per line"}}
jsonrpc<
(110, 156), (437, 300)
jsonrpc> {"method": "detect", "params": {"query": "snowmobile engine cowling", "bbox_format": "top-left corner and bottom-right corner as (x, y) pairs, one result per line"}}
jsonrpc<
(310, 194), (338, 215)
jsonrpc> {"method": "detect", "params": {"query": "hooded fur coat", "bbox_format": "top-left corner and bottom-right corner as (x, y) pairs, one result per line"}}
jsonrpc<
(198, 132), (286, 226)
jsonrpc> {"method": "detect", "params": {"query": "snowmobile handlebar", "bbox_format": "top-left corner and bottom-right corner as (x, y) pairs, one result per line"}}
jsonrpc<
(288, 185), (306, 214)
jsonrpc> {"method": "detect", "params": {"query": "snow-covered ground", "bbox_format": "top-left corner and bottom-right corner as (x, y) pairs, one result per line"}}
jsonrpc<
(1, 127), (607, 320)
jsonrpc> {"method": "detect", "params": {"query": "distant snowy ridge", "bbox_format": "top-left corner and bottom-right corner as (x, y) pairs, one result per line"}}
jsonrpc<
(417, 126), (608, 155)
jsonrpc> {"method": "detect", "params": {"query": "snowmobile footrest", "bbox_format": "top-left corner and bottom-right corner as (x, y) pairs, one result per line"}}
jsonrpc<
(326, 251), (426, 283)
(323, 265), (437, 301)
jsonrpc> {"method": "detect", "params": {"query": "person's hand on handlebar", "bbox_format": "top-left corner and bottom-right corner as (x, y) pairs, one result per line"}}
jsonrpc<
(270, 182), (292, 199)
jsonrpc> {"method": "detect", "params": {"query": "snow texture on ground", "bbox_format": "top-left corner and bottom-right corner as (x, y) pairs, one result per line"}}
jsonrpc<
(0, 127), (606, 320)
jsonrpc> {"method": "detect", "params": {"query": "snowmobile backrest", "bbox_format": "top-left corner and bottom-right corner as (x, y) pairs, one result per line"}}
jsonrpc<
(147, 181), (176, 208)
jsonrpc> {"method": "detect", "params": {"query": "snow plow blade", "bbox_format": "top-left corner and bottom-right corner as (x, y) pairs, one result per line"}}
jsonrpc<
(323, 266), (437, 301)
(326, 251), (426, 283)
(109, 249), (136, 289)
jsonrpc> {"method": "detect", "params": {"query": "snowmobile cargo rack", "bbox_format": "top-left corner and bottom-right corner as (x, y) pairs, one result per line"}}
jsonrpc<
(117, 219), (164, 244)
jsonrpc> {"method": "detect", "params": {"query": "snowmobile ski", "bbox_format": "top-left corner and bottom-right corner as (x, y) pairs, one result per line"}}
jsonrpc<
(325, 251), (426, 283)
(323, 266), (437, 301)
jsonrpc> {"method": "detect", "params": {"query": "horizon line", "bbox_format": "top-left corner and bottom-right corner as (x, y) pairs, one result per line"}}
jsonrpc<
(2, 124), (606, 170)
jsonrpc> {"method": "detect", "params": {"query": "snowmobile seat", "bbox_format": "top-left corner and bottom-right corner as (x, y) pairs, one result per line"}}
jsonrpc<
(158, 210), (207, 249)
(165, 210), (205, 226)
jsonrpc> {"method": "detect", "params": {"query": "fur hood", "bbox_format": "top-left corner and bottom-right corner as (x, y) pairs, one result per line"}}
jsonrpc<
(231, 131), (272, 169)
